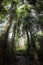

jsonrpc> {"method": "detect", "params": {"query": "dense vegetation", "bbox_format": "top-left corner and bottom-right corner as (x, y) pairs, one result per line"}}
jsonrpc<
(0, 0), (43, 65)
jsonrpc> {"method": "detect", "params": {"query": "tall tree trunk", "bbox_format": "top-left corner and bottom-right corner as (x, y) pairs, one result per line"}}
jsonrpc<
(26, 28), (31, 56)
(0, 14), (13, 65)
(12, 23), (16, 54)
(0, 1), (15, 64)
(6, 21), (16, 64)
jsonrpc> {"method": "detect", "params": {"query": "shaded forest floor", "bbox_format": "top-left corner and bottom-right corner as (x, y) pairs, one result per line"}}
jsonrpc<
(14, 56), (43, 65)
(4, 52), (43, 65)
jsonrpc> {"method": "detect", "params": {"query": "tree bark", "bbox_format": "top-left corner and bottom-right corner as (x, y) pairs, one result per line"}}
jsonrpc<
(26, 28), (31, 56)
(0, 2), (15, 64)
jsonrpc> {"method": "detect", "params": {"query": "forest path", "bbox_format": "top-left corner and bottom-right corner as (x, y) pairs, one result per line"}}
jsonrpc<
(4, 53), (43, 65)
(15, 56), (29, 65)
(14, 55), (40, 65)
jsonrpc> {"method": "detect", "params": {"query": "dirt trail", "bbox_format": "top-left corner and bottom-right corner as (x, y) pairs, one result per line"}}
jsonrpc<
(4, 55), (43, 65)
(14, 56), (43, 65)
(15, 56), (29, 65)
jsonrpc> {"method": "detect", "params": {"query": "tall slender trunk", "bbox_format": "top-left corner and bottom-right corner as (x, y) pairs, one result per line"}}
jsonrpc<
(12, 23), (16, 54)
(26, 28), (31, 56)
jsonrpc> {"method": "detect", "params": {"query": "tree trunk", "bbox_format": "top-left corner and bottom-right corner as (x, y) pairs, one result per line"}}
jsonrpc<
(26, 28), (31, 56)
(0, 3), (15, 65)
(12, 22), (16, 54)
